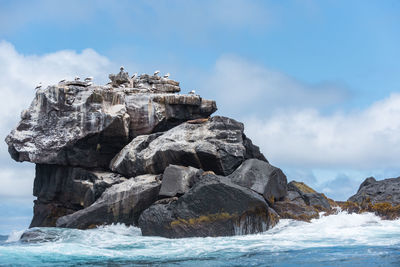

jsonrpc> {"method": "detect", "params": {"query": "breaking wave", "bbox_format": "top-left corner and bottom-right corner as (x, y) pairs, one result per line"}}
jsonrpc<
(1, 211), (400, 266)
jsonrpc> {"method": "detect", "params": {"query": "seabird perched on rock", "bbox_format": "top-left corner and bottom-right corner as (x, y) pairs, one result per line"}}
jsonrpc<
(74, 76), (80, 81)
(84, 77), (93, 82)
(35, 82), (42, 90)
(86, 82), (93, 86)
(131, 72), (138, 78)
(163, 73), (170, 78)
(189, 90), (196, 95)
(59, 79), (66, 84)
(154, 70), (160, 76)
(120, 66), (124, 71)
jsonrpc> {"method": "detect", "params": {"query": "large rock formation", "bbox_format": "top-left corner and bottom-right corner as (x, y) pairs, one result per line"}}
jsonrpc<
(139, 174), (279, 238)
(110, 116), (266, 178)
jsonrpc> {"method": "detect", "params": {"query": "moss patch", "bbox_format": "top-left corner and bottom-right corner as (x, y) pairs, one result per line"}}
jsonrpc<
(291, 181), (316, 194)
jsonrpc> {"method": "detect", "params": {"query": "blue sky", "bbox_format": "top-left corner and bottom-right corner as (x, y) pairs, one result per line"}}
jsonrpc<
(0, 0), (400, 234)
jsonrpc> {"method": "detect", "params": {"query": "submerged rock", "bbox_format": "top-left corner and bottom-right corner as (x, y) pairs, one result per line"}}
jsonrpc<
(110, 116), (266, 177)
(56, 174), (161, 229)
(228, 159), (287, 203)
(139, 174), (278, 238)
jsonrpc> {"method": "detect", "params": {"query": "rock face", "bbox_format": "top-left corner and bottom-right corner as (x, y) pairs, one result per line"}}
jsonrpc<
(348, 177), (400, 205)
(31, 164), (127, 227)
(139, 174), (278, 238)
(272, 181), (333, 222)
(56, 174), (161, 229)
(228, 159), (287, 203)
(110, 116), (267, 177)
(159, 165), (202, 197)
(5, 77), (216, 168)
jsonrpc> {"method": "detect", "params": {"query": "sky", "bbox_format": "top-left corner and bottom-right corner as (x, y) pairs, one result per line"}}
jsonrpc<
(0, 0), (400, 234)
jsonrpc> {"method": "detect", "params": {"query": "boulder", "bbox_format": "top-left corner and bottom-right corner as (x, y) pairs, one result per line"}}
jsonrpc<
(272, 181), (333, 222)
(138, 174), (278, 238)
(110, 116), (267, 177)
(228, 159), (287, 203)
(159, 165), (202, 197)
(5, 83), (217, 168)
(30, 164), (127, 227)
(56, 174), (161, 229)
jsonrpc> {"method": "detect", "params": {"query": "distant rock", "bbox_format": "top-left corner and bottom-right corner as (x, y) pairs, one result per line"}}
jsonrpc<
(228, 159), (287, 203)
(110, 116), (267, 177)
(348, 177), (400, 205)
(56, 174), (161, 229)
(139, 174), (278, 238)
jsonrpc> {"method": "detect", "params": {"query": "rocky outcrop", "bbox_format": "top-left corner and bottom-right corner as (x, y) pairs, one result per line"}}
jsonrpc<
(56, 174), (161, 229)
(228, 159), (287, 203)
(5, 73), (216, 169)
(338, 177), (400, 220)
(30, 164), (127, 227)
(110, 116), (266, 177)
(139, 174), (278, 238)
(272, 181), (334, 222)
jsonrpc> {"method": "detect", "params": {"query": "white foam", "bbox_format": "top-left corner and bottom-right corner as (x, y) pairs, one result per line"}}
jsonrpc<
(5, 230), (24, 243)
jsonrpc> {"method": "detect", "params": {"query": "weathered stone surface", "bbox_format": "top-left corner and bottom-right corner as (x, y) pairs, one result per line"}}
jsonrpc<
(272, 181), (333, 222)
(159, 165), (202, 197)
(139, 174), (278, 238)
(6, 83), (217, 168)
(56, 174), (161, 229)
(348, 177), (400, 205)
(30, 164), (127, 227)
(288, 181), (331, 210)
(110, 116), (267, 177)
(228, 159), (287, 203)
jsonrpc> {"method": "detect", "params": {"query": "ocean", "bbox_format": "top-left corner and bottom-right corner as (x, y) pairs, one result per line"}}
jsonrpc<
(0, 211), (400, 266)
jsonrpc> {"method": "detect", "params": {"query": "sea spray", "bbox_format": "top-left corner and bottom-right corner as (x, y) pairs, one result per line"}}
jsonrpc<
(1, 212), (400, 266)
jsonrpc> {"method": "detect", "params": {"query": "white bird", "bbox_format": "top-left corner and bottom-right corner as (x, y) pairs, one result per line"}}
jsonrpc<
(120, 66), (125, 71)
(59, 79), (66, 83)
(35, 82), (42, 90)
(87, 82), (93, 86)
(154, 70), (160, 76)
(189, 90), (196, 94)
(84, 77), (93, 82)
(74, 76), (80, 81)
(163, 73), (170, 78)
(131, 72), (138, 78)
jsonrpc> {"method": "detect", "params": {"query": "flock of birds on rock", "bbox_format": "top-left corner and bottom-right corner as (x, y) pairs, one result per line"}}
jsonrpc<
(34, 67), (196, 94)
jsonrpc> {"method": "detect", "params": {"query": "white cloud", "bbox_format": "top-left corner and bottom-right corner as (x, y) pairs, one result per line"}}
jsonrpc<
(205, 55), (350, 117)
(244, 93), (400, 170)
(0, 40), (114, 199)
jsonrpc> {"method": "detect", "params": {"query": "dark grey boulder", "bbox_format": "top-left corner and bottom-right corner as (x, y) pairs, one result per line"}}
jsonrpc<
(30, 164), (127, 227)
(159, 165), (202, 197)
(110, 116), (267, 177)
(287, 181), (331, 210)
(138, 174), (278, 238)
(228, 159), (287, 203)
(56, 174), (161, 229)
(348, 176), (400, 205)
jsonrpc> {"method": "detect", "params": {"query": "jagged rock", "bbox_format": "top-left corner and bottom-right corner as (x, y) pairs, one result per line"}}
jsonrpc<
(56, 174), (161, 229)
(228, 159), (287, 203)
(348, 177), (400, 205)
(5, 84), (217, 168)
(138, 174), (278, 238)
(109, 67), (131, 87)
(288, 181), (331, 210)
(272, 181), (332, 222)
(159, 165), (202, 197)
(30, 164), (127, 227)
(110, 116), (267, 177)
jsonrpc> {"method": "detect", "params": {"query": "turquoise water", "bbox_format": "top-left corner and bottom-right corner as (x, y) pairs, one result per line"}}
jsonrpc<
(1, 211), (400, 266)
